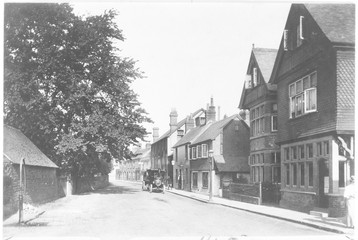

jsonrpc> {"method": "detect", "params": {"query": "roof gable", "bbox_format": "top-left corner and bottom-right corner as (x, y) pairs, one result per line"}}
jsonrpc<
(3, 125), (58, 168)
(191, 115), (240, 145)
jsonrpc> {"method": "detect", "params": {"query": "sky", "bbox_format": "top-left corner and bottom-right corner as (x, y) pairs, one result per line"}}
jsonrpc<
(72, 2), (292, 145)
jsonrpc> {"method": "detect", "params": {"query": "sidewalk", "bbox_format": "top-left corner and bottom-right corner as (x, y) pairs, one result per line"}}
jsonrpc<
(166, 187), (355, 237)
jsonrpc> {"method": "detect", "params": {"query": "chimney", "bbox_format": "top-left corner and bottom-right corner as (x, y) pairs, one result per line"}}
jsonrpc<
(206, 96), (216, 123)
(169, 108), (178, 132)
(239, 109), (250, 126)
(153, 127), (159, 142)
(185, 114), (195, 133)
(217, 106), (221, 121)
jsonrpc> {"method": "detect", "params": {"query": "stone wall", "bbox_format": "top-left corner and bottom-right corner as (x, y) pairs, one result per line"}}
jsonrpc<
(328, 195), (346, 217)
(280, 190), (316, 213)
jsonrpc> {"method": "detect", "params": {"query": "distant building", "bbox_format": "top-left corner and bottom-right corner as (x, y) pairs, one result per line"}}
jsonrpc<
(269, 4), (355, 216)
(239, 47), (281, 185)
(3, 125), (63, 218)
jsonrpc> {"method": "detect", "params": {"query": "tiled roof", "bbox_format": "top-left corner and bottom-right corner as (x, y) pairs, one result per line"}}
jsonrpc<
(173, 124), (212, 148)
(153, 108), (205, 144)
(305, 4), (355, 44)
(191, 115), (239, 145)
(3, 125), (58, 168)
(214, 155), (249, 173)
(253, 48), (278, 84)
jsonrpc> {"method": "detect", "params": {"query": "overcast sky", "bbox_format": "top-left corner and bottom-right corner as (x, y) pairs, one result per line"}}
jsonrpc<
(72, 2), (291, 145)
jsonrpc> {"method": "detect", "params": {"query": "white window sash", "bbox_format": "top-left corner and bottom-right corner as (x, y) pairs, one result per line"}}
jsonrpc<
(304, 88), (317, 113)
(202, 144), (208, 157)
(271, 116), (277, 132)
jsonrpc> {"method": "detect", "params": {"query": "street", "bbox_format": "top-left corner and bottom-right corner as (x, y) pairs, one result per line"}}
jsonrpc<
(3, 181), (343, 240)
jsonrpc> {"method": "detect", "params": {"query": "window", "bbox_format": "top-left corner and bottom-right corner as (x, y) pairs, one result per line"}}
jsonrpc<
(261, 153), (265, 164)
(189, 147), (192, 160)
(307, 144), (313, 158)
(202, 172), (209, 188)
(197, 145), (202, 158)
(251, 105), (265, 136)
(299, 145), (305, 159)
(293, 164), (297, 186)
(272, 103), (278, 112)
(176, 169), (178, 183)
(177, 129), (184, 136)
(285, 148), (290, 161)
(286, 164), (290, 186)
(185, 145), (188, 160)
(339, 161), (345, 187)
(317, 142), (322, 156)
(202, 144), (208, 157)
(291, 146), (297, 160)
(253, 67), (258, 87)
(192, 147), (197, 159)
(308, 162), (313, 187)
(324, 141), (329, 155)
(289, 72), (317, 118)
(296, 24), (302, 47)
(192, 172), (198, 188)
(300, 163), (305, 186)
(271, 116), (278, 132)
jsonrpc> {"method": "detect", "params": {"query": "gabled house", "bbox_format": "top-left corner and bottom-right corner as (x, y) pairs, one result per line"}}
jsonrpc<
(3, 125), (63, 218)
(239, 47), (281, 185)
(151, 108), (205, 184)
(173, 111), (250, 197)
(268, 4), (355, 216)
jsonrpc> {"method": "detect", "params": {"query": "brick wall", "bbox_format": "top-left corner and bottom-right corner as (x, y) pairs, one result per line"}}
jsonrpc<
(3, 162), (64, 219)
(328, 195), (346, 217)
(280, 190), (316, 213)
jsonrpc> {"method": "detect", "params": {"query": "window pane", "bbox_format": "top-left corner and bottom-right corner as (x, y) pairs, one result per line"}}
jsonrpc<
(272, 116), (277, 131)
(289, 84), (295, 97)
(297, 94), (303, 116)
(300, 163), (305, 186)
(306, 88), (316, 111)
(303, 76), (310, 90)
(299, 145), (305, 159)
(286, 165), (290, 185)
(307, 144), (313, 158)
(291, 146), (297, 160)
(310, 72), (317, 86)
(203, 172), (208, 188)
(308, 162), (313, 186)
(272, 103), (278, 112)
(293, 164), (297, 185)
(296, 80), (303, 94)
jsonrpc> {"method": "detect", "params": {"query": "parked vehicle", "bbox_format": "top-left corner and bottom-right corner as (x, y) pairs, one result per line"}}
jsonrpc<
(142, 169), (166, 193)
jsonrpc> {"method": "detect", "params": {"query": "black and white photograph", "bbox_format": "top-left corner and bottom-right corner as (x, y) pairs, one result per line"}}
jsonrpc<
(2, 1), (356, 240)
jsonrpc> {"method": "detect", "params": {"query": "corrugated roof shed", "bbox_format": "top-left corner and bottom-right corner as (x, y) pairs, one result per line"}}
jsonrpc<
(214, 155), (249, 172)
(191, 115), (240, 145)
(3, 125), (58, 168)
(305, 4), (355, 44)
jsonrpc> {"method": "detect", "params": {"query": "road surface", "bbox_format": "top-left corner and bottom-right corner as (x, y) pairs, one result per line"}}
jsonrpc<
(3, 181), (344, 240)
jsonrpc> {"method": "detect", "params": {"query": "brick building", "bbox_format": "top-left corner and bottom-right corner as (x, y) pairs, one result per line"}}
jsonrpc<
(3, 125), (64, 219)
(269, 4), (355, 216)
(239, 47), (281, 185)
(151, 108), (205, 184)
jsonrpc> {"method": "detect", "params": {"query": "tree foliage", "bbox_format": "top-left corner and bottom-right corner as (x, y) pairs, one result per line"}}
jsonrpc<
(4, 3), (151, 178)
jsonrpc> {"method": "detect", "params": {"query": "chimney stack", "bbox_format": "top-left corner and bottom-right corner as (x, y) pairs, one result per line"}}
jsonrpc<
(169, 108), (178, 132)
(206, 96), (216, 123)
(153, 127), (159, 142)
(217, 106), (221, 121)
(185, 114), (195, 133)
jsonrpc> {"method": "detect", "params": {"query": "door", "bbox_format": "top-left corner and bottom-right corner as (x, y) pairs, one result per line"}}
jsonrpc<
(318, 158), (329, 208)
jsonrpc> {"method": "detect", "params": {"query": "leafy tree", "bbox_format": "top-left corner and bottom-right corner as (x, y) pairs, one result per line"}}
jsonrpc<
(4, 3), (151, 181)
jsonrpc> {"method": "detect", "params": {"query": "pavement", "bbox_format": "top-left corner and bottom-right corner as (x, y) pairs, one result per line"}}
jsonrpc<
(164, 186), (355, 237)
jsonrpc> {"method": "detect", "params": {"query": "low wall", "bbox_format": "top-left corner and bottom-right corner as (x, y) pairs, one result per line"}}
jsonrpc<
(75, 175), (109, 194)
(279, 190), (316, 213)
(223, 182), (261, 205)
(328, 195), (346, 218)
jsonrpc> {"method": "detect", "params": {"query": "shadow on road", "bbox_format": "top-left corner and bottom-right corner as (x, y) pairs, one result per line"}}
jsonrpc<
(80, 183), (141, 195)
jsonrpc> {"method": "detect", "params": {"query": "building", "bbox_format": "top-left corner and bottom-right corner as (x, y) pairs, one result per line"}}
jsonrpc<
(3, 125), (63, 218)
(151, 108), (205, 184)
(268, 4), (355, 216)
(173, 109), (250, 197)
(239, 47), (281, 185)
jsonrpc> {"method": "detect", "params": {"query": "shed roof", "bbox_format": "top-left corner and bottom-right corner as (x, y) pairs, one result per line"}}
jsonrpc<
(305, 4), (355, 44)
(214, 155), (249, 173)
(3, 125), (58, 168)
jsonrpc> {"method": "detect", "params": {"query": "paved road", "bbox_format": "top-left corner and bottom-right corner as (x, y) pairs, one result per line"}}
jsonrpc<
(3, 181), (344, 240)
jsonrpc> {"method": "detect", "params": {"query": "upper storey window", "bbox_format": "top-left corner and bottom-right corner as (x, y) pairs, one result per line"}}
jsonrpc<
(245, 67), (261, 89)
(284, 15), (305, 51)
(289, 72), (317, 118)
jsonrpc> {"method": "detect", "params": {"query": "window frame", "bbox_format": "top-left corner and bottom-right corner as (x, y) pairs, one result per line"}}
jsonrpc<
(202, 172), (209, 189)
(202, 144), (208, 158)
